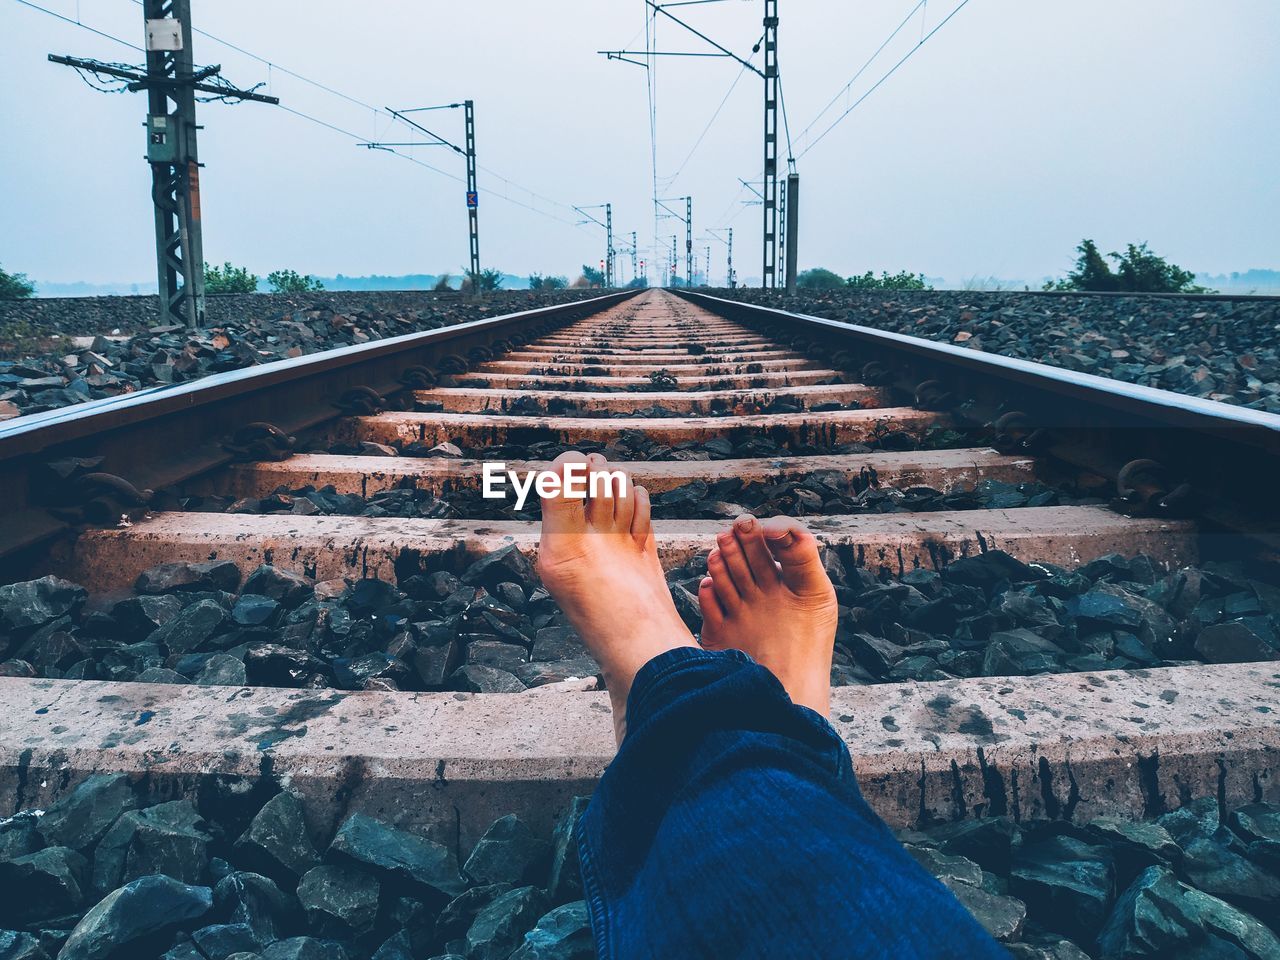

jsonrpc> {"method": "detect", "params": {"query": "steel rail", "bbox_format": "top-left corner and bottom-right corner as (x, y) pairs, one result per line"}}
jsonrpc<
(0, 290), (637, 570)
(678, 290), (1280, 552)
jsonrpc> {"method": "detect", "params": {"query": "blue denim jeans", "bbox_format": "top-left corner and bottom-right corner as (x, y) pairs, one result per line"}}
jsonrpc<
(576, 647), (1005, 959)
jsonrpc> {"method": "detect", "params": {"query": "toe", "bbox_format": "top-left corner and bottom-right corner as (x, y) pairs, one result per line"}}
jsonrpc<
(630, 485), (654, 551)
(698, 576), (726, 642)
(716, 528), (758, 598)
(540, 451), (589, 536)
(733, 514), (781, 591)
(612, 467), (636, 531)
(706, 547), (743, 611)
(761, 516), (832, 598)
(583, 453), (613, 527)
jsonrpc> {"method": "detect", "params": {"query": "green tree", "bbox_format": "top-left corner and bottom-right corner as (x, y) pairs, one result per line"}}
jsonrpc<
(1111, 242), (1201, 293)
(1047, 239), (1207, 294)
(0, 264), (35, 299)
(625, 276), (649, 289)
(543, 274), (568, 290)
(528, 273), (546, 290)
(580, 264), (605, 287)
(204, 261), (259, 294)
(846, 270), (931, 291)
(796, 267), (845, 290)
(266, 269), (324, 293)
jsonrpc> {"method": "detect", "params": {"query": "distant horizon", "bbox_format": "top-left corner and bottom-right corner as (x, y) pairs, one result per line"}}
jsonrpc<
(21, 266), (1280, 299)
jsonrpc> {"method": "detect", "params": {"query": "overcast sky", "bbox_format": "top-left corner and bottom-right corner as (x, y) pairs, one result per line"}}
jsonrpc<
(2, 0), (1277, 288)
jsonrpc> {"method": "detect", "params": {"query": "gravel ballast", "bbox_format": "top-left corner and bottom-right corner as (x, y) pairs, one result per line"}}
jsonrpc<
(0, 778), (1274, 959)
(0, 290), (600, 421)
(3, 542), (1277, 694)
(708, 288), (1280, 412)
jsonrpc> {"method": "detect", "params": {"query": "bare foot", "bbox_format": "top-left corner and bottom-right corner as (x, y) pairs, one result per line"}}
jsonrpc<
(536, 451), (697, 743)
(698, 515), (838, 715)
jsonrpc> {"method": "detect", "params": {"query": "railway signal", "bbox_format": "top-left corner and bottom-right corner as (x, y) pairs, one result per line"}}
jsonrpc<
(48, 0), (279, 329)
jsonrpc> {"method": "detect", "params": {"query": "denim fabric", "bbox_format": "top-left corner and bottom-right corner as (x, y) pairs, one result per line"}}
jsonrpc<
(576, 646), (1006, 959)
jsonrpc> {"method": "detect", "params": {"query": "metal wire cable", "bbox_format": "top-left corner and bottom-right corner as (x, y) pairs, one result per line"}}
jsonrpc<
(796, 0), (974, 160)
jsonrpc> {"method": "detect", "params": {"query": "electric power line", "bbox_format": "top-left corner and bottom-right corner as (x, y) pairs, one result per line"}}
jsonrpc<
(796, 0), (974, 160)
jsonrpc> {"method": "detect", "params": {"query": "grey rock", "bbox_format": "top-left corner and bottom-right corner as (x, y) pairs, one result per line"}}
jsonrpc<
(295, 865), (379, 936)
(449, 663), (524, 693)
(37, 774), (139, 852)
(0, 811), (42, 861)
(1005, 942), (1090, 960)
(465, 639), (529, 673)
(135, 561), (242, 595)
(463, 815), (551, 886)
(413, 639), (462, 689)
(0, 577), (85, 632)
(213, 872), (294, 944)
(508, 901), (594, 960)
(465, 886), (550, 960)
(0, 847), (88, 926)
(232, 793), (319, 880)
(905, 845), (984, 887)
(1194, 621), (1280, 663)
(190, 923), (261, 960)
(530, 627), (584, 662)
(231, 595), (280, 628)
(369, 931), (413, 960)
(1009, 834), (1114, 940)
(328, 813), (464, 901)
(461, 545), (537, 592)
(939, 876), (1025, 942)
(259, 938), (348, 960)
(148, 599), (227, 655)
(92, 800), (209, 897)
(435, 884), (513, 943)
(241, 566), (314, 607)
(0, 930), (47, 960)
(195, 653), (247, 686)
(58, 875), (212, 960)
(547, 797), (589, 905)
(514, 657), (600, 687)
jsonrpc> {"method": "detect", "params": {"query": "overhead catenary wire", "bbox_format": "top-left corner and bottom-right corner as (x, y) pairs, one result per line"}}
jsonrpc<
(18, 0), (591, 231)
(795, 0), (974, 160)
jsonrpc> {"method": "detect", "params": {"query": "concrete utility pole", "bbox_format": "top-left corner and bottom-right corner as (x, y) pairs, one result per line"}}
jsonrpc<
(777, 177), (787, 290)
(784, 172), (799, 295)
(728, 226), (735, 287)
(631, 231), (638, 283)
(671, 236), (678, 287)
(705, 245), (711, 286)
(50, 0), (278, 328)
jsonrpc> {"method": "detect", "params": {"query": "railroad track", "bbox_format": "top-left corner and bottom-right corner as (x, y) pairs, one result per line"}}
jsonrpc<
(1, 287), (1278, 844)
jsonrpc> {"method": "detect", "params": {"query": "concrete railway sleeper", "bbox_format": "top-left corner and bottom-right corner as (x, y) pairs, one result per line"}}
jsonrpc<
(0, 289), (1278, 959)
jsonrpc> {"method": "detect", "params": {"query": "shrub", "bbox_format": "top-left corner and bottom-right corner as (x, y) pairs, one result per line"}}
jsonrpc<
(0, 264), (35, 299)
(846, 270), (931, 291)
(796, 268), (845, 290)
(266, 269), (324, 293)
(1045, 239), (1208, 294)
(433, 274), (454, 291)
(462, 268), (504, 293)
(204, 262), (259, 294)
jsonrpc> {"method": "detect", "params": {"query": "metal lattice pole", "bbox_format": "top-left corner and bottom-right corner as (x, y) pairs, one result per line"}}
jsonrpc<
(762, 0), (779, 290)
(685, 196), (693, 288)
(728, 227), (735, 287)
(631, 231), (638, 283)
(605, 203), (614, 288)
(464, 100), (480, 283)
